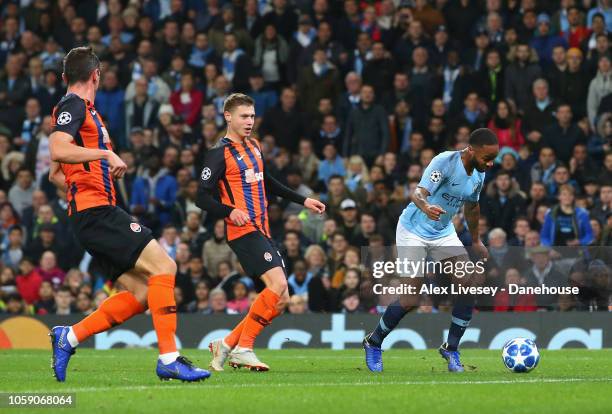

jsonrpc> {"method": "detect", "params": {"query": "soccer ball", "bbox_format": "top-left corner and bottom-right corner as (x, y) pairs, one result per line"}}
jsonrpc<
(502, 337), (540, 373)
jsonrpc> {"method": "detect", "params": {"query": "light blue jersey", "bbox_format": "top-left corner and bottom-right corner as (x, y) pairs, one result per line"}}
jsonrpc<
(399, 150), (485, 240)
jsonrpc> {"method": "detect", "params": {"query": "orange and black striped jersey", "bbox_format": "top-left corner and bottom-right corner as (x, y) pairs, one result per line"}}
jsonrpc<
(197, 137), (306, 242)
(52, 93), (116, 215)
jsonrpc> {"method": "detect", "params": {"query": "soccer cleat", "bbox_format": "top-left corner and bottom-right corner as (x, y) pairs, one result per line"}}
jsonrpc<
(49, 326), (76, 382)
(156, 356), (211, 382)
(439, 342), (465, 372)
(228, 347), (269, 371)
(208, 339), (231, 372)
(363, 334), (383, 372)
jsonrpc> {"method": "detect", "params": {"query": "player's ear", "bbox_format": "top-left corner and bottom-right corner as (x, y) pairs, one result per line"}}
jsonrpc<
(224, 110), (231, 123)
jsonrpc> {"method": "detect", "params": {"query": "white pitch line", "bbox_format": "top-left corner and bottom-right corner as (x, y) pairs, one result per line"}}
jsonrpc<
(9, 377), (612, 394)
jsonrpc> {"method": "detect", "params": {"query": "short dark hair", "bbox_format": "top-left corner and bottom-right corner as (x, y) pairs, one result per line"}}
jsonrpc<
(469, 128), (498, 147)
(223, 93), (255, 113)
(63, 46), (100, 85)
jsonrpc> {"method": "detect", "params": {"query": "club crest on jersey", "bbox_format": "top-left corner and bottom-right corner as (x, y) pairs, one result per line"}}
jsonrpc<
(130, 222), (142, 233)
(430, 170), (442, 183)
(264, 252), (273, 262)
(201, 167), (211, 181)
(245, 168), (263, 183)
(57, 112), (72, 125)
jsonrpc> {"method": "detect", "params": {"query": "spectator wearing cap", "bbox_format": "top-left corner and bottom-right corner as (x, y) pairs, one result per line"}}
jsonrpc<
(462, 27), (490, 72)
(530, 13), (568, 68)
(169, 71), (203, 128)
(338, 199), (360, 245)
(344, 84), (389, 166)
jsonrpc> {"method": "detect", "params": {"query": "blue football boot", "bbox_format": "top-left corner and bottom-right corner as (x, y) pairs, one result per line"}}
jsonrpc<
(439, 342), (465, 372)
(156, 356), (211, 382)
(363, 334), (383, 372)
(49, 326), (76, 382)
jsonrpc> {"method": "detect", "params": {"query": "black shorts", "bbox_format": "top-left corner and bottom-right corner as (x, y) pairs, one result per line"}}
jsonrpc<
(228, 231), (285, 278)
(70, 206), (154, 280)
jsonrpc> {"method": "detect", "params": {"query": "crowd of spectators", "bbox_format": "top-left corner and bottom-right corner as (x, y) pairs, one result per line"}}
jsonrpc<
(0, 0), (611, 317)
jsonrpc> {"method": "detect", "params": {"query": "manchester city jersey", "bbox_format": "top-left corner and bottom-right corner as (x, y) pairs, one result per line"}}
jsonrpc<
(399, 150), (485, 240)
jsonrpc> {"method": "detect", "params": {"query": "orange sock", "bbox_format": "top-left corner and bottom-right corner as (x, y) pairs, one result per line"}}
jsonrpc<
(238, 288), (281, 349)
(224, 318), (246, 348)
(148, 274), (177, 354)
(72, 291), (145, 343)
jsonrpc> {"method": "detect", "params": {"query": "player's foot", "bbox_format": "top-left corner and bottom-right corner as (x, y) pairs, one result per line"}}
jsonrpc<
(156, 356), (211, 382)
(208, 339), (232, 371)
(363, 334), (383, 372)
(49, 326), (76, 382)
(439, 342), (464, 372)
(228, 347), (269, 371)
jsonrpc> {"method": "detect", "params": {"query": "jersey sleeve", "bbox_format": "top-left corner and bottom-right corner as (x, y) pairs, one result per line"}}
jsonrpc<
(196, 145), (233, 217)
(52, 96), (86, 138)
(418, 152), (450, 195)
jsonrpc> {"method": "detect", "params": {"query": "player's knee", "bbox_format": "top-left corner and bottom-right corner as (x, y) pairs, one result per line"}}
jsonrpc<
(277, 290), (290, 310)
(148, 256), (177, 277)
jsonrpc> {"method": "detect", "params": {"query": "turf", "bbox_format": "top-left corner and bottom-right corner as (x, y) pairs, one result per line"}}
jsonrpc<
(0, 348), (610, 414)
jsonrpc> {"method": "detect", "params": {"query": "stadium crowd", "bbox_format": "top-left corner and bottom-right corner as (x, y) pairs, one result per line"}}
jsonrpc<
(0, 0), (611, 317)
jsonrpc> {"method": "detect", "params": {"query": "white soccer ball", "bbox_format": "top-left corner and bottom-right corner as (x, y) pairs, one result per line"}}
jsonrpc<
(502, 337), (540, 373)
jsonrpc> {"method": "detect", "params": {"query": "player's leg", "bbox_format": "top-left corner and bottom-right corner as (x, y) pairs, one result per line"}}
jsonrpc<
(50, 271), (147, 382)
(363, 223), (425, 372)
(431, 234), (477, 372)
(133, 239), (210, 381)
(227, 265), (288, 371)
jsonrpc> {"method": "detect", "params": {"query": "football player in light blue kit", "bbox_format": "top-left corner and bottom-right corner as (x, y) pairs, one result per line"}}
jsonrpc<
(363, 128), (499, 372)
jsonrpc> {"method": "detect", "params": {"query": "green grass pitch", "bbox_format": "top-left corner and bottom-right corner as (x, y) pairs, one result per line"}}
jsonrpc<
(1, 349), (611, 413)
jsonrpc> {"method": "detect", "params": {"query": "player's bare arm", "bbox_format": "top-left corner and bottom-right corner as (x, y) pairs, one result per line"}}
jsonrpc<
(48, 161), (67, 192)
(49, 131), (127, 178)
(464, 201), (488, 259)
(411, 186), (446, 221)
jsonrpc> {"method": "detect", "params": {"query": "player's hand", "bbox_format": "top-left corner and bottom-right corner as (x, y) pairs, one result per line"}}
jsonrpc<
(304, 198), (326, 214)
(229, 208), (250, 226)
(106, 151), (127, 179)
(424, 204), (446, 221)
(472, 238), (488, 259)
